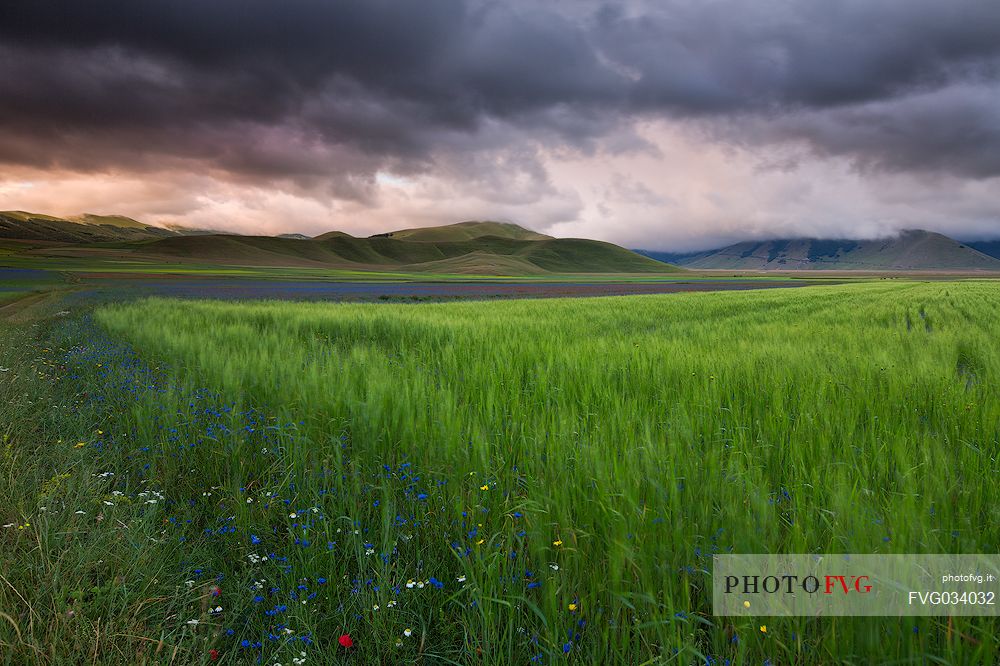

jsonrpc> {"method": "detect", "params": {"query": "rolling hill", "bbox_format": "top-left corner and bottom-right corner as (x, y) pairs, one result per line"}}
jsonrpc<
(7, 210), (998, 273)
(0, 210), (196, 243)
(1, 212), (679, 275)
(136, 231), (677, 274)
(67, 213), (150, 229)
(371, 220), (553, 242)
(640, 230), (1000, 271)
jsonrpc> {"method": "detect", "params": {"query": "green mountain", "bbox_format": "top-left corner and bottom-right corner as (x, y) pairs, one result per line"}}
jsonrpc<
(10, 210), (996, 273)
(0, 212), (679, 275)
(67, 213), (150, 229)
(655, 230), (1000, 271)
(138, 230), (677, 274)
(369, 220), (553, 242)
(0, 210), (183, 243)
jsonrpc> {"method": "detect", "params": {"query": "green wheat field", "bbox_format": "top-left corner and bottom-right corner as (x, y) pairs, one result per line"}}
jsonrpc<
(2, 280), (998, 664)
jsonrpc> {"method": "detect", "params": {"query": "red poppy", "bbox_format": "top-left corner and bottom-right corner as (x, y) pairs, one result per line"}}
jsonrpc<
(208, 648), (220, 661)
(210, 586), (222, 597)
(338, 634), (354, 648)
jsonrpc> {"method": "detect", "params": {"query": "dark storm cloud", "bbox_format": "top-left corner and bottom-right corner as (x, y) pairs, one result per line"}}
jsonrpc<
(1, 0), (999, 185)
(735, 83), (1000, 178)
(596, 2), (1000, 111)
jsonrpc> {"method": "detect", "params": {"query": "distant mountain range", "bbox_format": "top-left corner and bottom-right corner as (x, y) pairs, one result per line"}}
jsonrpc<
(969, 240), (1000, 261)
(637, 230), (1000, 271)
(7, 211), (997, 274)
(0, 211), (677, 275)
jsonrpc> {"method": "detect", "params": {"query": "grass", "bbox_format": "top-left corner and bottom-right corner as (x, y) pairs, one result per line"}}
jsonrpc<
(0, 271), (65, 304)
(2, 280), (998, 664)
(121, 233), (680, 275)
(367, 220), (552, 242)
(0, 210), (69, 222)
(0, 211), (177, 245)
(0, 291), (27, 305)
(0, 304), (197, 663)
(1, 214), (677, 275)
(3, 252), (813, 283)
(68, 214), (147, 229)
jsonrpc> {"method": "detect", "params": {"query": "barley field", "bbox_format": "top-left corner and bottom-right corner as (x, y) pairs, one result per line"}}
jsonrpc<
(3, 281), (998, 664)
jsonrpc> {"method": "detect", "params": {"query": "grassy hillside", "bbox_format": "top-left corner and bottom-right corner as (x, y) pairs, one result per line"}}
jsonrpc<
(0, 210), (181, 243)
(135, 235), (345, 267)
(1, 210), (69, 223)
(6, 210), (998, 274)
(679, 230), (1000, 270)
(401, 250), (543, 275)
(1, 214), (677, 275)
(68, 213), (148, 229)
(634, 248), (713, 265)
(372, 220), (552, 242)
(136, 232), (680, 274)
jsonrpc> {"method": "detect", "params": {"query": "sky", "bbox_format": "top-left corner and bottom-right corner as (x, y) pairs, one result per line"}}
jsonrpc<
(1, 1), (999, 251)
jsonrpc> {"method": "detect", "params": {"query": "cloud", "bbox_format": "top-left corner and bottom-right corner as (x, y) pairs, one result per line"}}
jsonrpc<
(0, 0), (998, 245)
(726, 82), (1000, 178)
(0, 2), (622, 180)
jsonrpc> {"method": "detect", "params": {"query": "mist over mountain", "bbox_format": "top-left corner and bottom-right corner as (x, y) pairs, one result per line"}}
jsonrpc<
(637, 230), (1000, 271)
